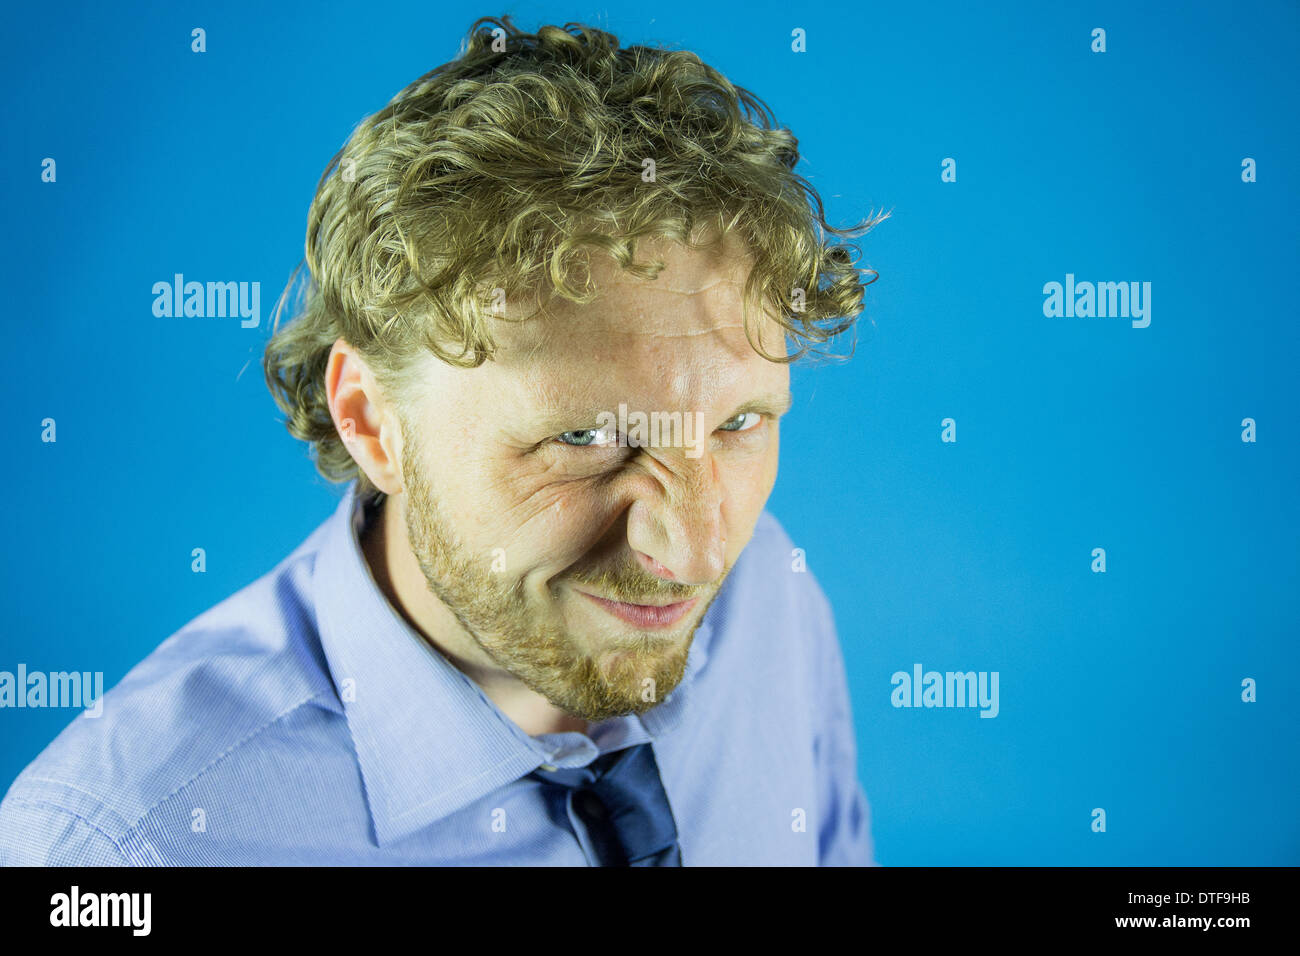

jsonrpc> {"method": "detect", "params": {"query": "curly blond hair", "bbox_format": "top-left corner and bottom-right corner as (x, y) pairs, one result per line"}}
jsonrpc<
(264, 14), (887, 501)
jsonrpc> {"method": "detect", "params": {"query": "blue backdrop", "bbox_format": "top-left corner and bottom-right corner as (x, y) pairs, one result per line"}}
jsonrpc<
(3, 0), (1296, 865)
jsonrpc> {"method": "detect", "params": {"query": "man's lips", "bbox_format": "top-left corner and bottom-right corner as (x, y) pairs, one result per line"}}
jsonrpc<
(576, 590), (699, 629)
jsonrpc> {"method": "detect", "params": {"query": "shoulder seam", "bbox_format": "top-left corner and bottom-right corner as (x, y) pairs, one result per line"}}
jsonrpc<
(4, 796), (132, 865)
(121, 688), (338, 833)
(26, 687), (338, 844)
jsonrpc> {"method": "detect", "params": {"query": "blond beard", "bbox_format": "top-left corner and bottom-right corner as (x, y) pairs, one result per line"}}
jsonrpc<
(397, 432), (724, 723)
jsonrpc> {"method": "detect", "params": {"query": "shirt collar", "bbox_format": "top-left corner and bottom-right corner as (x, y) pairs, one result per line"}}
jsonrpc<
(311, 481), (713, 847)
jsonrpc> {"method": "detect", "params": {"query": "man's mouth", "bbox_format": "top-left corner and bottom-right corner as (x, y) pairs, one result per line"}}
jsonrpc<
(575, 590), (699, 629)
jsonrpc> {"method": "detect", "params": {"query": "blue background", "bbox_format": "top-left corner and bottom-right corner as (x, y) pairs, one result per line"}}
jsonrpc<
(3, 0), (1296, 864)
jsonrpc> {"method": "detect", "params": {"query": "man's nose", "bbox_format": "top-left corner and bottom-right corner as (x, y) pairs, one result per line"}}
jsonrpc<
(626, 455), (726, 587)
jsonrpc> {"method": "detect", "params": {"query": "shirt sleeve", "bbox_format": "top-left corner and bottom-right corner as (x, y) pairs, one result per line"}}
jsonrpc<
(0, 794), (132, 866)
(807, 578), (877, 866)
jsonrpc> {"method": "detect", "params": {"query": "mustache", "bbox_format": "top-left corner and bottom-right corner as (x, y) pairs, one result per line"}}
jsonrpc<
(563, 563), (711, 604)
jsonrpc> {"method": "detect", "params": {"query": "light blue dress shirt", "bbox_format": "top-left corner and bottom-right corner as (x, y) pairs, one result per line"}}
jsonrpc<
(0, 482), (875, 865)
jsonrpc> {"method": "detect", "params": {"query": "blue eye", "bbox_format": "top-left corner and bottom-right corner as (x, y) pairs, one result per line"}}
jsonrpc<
(555, 425), (619, 447)
(718, 412), (763, 432)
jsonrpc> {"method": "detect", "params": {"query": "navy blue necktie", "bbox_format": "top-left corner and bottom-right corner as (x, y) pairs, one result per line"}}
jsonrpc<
(530, 743), (683, 866)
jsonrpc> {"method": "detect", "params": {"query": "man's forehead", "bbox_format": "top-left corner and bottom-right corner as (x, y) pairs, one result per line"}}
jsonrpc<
(494, 247), (758, 345)
(494, 305), (757, 352)
(493, 293), (787, 410)
(424, 236), (792, 413)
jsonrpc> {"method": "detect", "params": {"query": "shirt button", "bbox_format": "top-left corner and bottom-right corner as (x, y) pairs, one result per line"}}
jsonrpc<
(538, 763), (558, 772)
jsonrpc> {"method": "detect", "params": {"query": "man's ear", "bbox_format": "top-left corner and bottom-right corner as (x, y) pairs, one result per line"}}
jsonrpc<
(324, 339), (406, 496)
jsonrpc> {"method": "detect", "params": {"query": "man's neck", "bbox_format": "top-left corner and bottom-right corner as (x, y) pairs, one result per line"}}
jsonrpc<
(357, 491), (589, 738)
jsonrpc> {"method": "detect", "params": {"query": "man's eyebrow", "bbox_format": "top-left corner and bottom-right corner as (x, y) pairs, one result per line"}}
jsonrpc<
(522, 389), (794, 435)
(730, 390), (794, 417)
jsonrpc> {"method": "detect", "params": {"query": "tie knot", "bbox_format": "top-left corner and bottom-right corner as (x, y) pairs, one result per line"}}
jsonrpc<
(528, 743), (682, 866)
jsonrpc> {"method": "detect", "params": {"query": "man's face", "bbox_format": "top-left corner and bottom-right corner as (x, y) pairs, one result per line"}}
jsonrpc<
(394, 236), (790, 723)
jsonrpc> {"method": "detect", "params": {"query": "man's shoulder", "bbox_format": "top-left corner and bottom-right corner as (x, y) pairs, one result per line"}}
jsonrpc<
(704, 509), (839, 677)
(730, 509), (835, 616)
(0, 523), (343, 864)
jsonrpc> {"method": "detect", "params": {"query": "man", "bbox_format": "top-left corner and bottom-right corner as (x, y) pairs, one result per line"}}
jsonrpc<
(0, 15), (884, 865)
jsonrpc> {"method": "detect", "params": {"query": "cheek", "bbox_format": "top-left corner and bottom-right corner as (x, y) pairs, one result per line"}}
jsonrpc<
(721, 437), (781, 554)
(475, 468), (620, 572)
